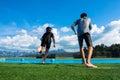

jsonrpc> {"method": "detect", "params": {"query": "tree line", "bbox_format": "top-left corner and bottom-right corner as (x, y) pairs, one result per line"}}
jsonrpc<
(0, 44), (120, 58)
(92, 44), (120, 58)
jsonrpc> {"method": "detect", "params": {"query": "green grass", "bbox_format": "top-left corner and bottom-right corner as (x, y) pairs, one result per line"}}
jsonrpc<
(0, 63), (120, 80)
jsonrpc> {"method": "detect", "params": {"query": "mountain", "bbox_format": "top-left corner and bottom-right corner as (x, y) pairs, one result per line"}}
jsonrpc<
(0, 47), (66, 57)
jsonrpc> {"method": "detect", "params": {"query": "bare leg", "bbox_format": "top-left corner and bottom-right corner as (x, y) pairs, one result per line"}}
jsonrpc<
(80, 47), (86, 64)
(42, 48), (49, 64)
(86, 46), (97, 68)
(40, 46), (44, 52)
(87, 46), (93, 64)
(38, 46), (44, 54)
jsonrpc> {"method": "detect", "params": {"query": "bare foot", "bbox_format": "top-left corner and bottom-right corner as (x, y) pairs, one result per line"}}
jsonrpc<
(86, 63), (97, 68)
(42, 61), (45, 64)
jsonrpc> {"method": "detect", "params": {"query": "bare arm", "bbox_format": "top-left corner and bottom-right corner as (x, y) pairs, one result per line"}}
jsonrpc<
(89, 24), (92, 30)
(52, 34), (56, 47)
(71, 23), (77, 35)
(89, 19), (92, 30)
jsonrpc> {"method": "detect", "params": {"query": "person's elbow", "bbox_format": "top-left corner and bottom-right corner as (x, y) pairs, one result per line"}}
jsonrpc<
(71, 24), (75, 29)
(89, 25), (92, 30)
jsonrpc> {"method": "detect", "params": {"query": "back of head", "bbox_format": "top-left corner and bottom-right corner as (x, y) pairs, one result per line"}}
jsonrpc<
(80, 13), (87, 18)
(46, 27), (52, 32)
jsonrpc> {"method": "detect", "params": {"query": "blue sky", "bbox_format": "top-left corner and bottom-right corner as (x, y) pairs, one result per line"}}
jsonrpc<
(0, 0), (120, 52)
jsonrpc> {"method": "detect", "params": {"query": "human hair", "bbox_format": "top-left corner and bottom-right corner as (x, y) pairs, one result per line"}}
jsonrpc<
(80, 13), (87, 18)
(46, 27), (52, 32)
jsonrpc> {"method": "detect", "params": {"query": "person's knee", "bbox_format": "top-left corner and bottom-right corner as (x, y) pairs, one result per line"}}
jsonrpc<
(80, 47), (84, 50)
(88, 46), (93, 51)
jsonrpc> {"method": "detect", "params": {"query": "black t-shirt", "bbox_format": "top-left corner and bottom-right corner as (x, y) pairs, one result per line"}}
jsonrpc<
(41, 32), (54, 43)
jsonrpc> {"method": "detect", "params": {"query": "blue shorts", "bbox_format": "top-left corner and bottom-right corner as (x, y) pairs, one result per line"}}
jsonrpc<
(78, 33), (93, 47)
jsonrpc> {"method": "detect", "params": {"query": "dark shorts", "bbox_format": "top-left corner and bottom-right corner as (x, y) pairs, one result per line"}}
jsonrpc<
(41, 41), (51, 49)
(78, 33), (93, 47)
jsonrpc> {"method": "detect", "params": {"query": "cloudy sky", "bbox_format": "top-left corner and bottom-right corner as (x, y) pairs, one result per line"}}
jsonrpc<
(0, 0), (120, 52)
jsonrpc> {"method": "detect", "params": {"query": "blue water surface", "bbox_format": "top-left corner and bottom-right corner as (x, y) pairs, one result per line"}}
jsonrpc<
(0, 58), (120, 64)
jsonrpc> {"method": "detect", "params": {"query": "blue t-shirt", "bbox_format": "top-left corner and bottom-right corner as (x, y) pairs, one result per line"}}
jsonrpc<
(72, 17), (92, 36)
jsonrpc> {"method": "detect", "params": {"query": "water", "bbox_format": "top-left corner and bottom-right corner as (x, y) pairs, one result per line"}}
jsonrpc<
(0, 58), (120, 64)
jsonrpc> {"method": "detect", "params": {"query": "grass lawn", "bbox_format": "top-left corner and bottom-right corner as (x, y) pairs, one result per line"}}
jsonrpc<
(0, 63), (120, 80)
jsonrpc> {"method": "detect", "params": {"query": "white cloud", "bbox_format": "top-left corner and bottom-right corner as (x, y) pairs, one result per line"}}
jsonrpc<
(59, 35), (78, 46)
(31, 23), (54, 36)
(0, 20), (120, 52)
(91, 24), (105, 34)
(0, 23), (57, 51)
(60, 27), (70, 32)
(52, 28), (60, 42)
(0, 22), (20, 36)
(108, 19), (120, 27)
(0, 29), (39, 51)
(56, 35), (79, 52)
(93, 19), (120, 46)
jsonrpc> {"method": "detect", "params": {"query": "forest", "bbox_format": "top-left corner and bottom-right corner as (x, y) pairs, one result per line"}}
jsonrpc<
(92, 44), (120, 58)
(56, 43), (120, 58)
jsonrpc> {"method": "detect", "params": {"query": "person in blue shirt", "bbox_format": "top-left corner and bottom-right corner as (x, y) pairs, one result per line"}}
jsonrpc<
(71, 13), (97, 68)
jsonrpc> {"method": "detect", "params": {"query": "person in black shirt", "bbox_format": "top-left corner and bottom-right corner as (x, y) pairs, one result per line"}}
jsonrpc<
(38, 27), (55, 64)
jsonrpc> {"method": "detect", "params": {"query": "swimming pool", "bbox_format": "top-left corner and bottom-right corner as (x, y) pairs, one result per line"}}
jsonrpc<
(0, 58), (120, 64)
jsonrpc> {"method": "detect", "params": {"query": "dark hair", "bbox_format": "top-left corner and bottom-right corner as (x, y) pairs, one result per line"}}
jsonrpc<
(80, 13), (87, 18)
(46, 27), (52, 32)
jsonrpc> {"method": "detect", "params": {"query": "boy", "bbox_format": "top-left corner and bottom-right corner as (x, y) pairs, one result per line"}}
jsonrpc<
(38, 27), (55, 64)
(71, 13), (97, 68)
